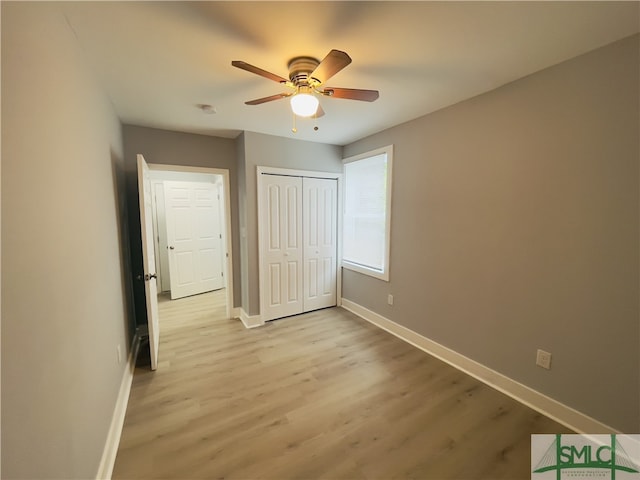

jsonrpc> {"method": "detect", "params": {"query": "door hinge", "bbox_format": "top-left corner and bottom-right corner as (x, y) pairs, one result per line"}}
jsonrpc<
(221, 272), (224, 277)
(219, 234), (222, 239)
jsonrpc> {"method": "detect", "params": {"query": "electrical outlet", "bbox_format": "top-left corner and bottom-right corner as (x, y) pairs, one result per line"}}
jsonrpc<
(536, 349), (551, 370)
(387, 294), (394, 305)
(116, 345), (122, 364)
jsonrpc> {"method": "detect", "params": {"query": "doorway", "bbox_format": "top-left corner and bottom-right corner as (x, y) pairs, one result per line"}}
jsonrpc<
(146, 164), (234, 327)
(150, 171), (227, 300)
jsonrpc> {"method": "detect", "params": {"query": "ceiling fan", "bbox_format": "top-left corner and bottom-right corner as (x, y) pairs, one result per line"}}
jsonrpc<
(232, 49), (379, 119)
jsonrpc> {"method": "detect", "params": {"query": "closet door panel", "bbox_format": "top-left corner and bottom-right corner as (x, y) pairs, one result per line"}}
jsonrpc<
(303, 177), (338, 311)
(260, 175), (304, 321)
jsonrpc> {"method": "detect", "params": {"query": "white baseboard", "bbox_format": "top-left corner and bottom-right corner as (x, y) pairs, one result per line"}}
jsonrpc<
(340, 299), (617, 434)
(237, 308), (264, 329)
(96, 334), (141, 480)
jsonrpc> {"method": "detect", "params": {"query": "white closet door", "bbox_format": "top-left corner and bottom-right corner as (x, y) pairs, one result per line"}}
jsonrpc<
(260, 175), (304, 321)
(303, 178), (338, 311)
(165, 181), (224, 299)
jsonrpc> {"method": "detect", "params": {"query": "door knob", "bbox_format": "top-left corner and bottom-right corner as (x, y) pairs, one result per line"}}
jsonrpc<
(169, 246), (175, 250)
(144, 273), (158, 281)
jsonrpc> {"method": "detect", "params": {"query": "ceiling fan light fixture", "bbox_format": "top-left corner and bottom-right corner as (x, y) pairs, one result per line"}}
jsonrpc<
(290, 93), (319, 117)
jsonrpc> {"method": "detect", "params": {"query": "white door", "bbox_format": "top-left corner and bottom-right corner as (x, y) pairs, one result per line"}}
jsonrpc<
(137, 155), (160, 371)
(303, 178), (338, 311)
(152, 181), (171, 293)
(260, 174), (304, 321)
(164, 181), (224, 300)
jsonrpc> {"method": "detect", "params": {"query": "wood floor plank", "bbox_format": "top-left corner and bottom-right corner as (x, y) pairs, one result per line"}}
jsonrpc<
(112, 290), (571, 479)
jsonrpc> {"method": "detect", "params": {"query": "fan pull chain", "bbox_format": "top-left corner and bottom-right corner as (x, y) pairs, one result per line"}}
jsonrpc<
(291, 111), (297, 133)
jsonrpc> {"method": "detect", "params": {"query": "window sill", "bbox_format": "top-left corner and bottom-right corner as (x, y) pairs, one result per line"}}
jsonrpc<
(342, 261), (389, 281)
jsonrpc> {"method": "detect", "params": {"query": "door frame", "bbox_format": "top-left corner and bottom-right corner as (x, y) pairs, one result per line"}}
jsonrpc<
(150, 180), (171, 293)
(257, 166), (343, 322)
(149, 163), (235, 319)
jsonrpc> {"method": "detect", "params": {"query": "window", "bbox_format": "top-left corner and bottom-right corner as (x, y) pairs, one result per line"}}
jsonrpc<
(342, 145), (393, 281)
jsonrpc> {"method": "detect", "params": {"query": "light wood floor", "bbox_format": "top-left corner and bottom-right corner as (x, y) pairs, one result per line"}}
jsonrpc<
(112, 291), (571, 479)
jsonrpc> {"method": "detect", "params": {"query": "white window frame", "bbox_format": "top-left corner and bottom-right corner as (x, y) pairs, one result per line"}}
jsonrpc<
(342, 145), (393, 281)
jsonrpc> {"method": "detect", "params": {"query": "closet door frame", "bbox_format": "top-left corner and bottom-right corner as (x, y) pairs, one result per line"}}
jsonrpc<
(257, 166), (342, 322)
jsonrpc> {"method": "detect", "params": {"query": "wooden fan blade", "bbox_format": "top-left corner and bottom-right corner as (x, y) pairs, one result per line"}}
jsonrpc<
(322, 87), (379, 102)
(310, 50), (352, 84)
(232, 60), (288, 84)
(245, 93), (292, 105)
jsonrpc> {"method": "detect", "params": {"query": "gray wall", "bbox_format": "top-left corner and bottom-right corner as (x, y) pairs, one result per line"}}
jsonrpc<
(343, 35), (639, 432)
(2, 3), (132, 478)
(122, 125), (240, 324)
(239, 131), (343, 315)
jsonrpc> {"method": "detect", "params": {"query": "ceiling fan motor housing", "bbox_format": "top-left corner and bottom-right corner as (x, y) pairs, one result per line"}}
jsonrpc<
(287, 56), (320, 87)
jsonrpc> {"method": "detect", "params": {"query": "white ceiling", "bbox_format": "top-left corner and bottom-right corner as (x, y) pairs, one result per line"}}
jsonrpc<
(60, 1), (639, 146)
